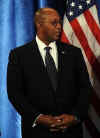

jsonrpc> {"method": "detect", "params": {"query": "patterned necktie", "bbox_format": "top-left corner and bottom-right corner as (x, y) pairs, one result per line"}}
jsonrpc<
(45, 47), (57, 91)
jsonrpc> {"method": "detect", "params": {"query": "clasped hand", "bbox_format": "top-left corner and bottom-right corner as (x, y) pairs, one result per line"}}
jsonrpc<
(37, 114), (77, 132)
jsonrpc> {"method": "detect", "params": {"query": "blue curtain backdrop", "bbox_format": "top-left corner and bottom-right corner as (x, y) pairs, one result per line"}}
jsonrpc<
(0, 0), (47, 138)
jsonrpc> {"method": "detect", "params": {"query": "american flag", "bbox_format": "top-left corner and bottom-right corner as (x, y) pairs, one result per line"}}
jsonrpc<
(61, 0), (100, 137)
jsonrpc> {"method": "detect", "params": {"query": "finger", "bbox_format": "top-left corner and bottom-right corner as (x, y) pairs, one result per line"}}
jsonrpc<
(61, 129), (67, 133)
(60, 126), (68, 132)
(51, 124), (56, 127)
(60, 126), (67, 129)
(54, 115), (64, 120)
(57, 119), (62, 122)
(50, 120), (62, 128)
(49, 128), (60, 132)
(55, 120), (65, 127)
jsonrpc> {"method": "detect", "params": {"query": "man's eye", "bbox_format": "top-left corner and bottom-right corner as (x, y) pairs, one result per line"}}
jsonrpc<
(51, 20), (62, 26)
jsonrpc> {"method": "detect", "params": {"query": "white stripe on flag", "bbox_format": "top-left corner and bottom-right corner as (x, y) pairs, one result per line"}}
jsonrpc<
(77, 12), (100, 62)
(89, 106), (100, 132)
(63, 15), (81, 47)
(89, 5), (100, 26)
(83, 123), (92, 138)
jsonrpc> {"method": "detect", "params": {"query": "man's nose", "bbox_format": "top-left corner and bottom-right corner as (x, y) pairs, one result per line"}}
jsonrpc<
(56, 23), (62, 30)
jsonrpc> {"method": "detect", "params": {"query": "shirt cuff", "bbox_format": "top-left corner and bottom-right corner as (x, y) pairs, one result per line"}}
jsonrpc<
(74, 116), (80, 122)
(32, 114), (43, 128)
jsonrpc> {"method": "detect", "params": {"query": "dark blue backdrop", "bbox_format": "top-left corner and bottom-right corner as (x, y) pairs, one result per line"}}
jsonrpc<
(96, 0), (100, 21)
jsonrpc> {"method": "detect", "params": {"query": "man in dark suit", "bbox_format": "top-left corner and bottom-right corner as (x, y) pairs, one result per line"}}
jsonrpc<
(7, 8), (91, 138)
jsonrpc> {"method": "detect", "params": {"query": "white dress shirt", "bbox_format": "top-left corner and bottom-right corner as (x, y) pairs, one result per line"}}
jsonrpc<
(36, 35), (58, 70)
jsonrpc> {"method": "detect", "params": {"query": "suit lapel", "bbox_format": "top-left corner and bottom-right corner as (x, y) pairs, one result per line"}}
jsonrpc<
(30, 40), (69, 91)
(30, 40), (55, 90)
(56, 41), (71, 87)
(56, 41), (66, 75)
(32, 39), (45, 70)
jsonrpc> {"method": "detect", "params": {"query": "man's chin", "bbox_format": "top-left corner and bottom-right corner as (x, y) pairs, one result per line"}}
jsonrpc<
(48, 36), (60, 42)
(55, 33), (61, 40)
(54, 36), (60, 41)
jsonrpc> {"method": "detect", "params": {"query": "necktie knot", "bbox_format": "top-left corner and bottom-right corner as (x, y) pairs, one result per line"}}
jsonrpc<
(45, 47), (51, 53)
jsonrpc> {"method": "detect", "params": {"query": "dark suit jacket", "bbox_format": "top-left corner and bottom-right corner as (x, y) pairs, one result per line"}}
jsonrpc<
(7, 40), (91, 138)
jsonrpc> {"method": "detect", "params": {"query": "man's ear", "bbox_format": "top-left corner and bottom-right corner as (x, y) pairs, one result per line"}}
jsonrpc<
(36, 22), (42, 29)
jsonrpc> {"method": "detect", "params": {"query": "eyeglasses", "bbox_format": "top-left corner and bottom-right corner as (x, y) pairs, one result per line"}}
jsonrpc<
(50, 20), (63, 27)
(42, 20), (63, 27)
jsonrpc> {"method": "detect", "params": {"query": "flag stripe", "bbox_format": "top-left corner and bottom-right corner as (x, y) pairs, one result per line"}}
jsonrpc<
(92, 90), (100, 116)
(84, 10), (100, 45)
(92, 75), (100, 99)
(61, 31), (70, 43)
(83, 124), (92, 138)
(70, 18), (100, 81)
(85, 117), (100, 138)
(77, 12), (100, 61)
(62, 14), (100, 62)
(89, 106), (100, 131)
(61, 16), (100, 85)
(62, 15), (84, 48)
(89, 5), (100, 26)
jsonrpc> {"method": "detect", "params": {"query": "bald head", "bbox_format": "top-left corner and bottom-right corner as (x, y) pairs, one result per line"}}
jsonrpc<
(34, 8), (61, 45)
(34, 8), (60, 27)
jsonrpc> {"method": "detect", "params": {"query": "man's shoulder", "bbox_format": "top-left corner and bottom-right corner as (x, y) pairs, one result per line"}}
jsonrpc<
(11, 40), (36, 54)
(56, 41), (82, 54)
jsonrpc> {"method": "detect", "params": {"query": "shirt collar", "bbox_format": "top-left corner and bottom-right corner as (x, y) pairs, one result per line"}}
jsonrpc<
(36, 35), (57, 50)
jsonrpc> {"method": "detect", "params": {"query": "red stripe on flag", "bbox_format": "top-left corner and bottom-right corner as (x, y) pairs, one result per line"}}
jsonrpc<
(61, 31), (70, 44)
(70, 19), (100, 81)
(84, 10), (100, 45)
(85, 116), (100, 138)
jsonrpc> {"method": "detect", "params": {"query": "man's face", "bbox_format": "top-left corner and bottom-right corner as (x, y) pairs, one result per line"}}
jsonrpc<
(39, 11), (62, 43)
